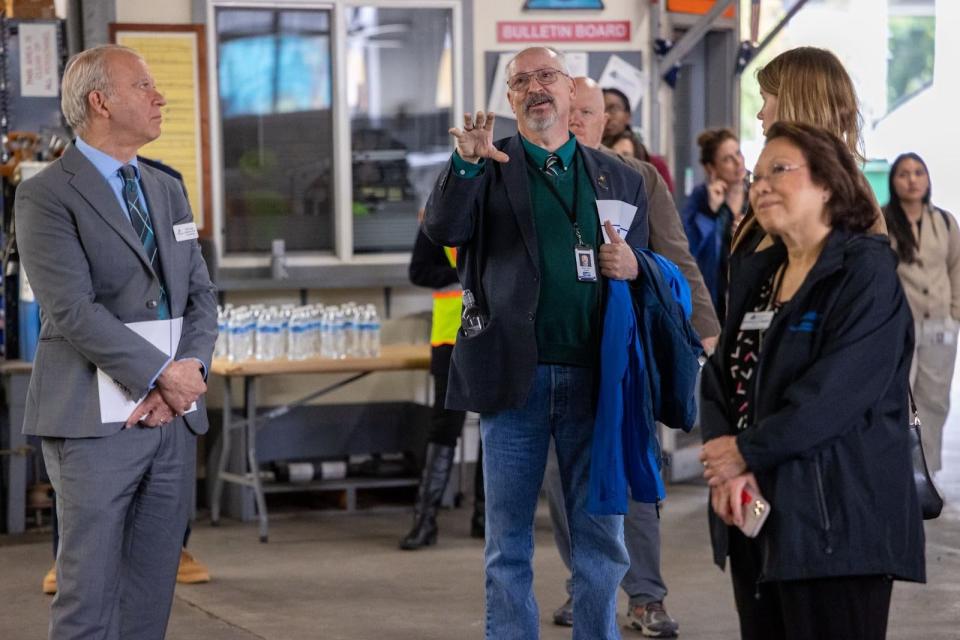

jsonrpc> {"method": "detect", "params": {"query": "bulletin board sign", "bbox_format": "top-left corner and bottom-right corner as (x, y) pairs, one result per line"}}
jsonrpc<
(109, 23), (212, 237)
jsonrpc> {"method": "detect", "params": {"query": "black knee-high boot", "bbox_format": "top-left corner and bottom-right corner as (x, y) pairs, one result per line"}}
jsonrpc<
(470, 443), (485, 538)
(400, 443), (455, 550)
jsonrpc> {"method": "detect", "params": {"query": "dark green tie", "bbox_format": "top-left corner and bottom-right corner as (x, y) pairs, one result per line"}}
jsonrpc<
(119, 165), (170, 319)
(544, 153), (562, 177)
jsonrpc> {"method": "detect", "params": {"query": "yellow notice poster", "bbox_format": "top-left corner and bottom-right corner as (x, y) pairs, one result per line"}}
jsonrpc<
(117, 32), (205, 228)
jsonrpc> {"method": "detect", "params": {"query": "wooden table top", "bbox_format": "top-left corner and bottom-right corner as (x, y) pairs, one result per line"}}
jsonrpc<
(211, 343), (431, 377)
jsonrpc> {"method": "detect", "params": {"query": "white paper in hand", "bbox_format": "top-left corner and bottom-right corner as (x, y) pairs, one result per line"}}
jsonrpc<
(597, 200), (638, 243)
(97, 317), (197, 423)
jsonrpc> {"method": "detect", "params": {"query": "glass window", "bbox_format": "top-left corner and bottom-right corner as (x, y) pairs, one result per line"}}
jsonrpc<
(887, 0), (935, 110)
(215, 7), (335, 253)
(346, 7), (454, 254)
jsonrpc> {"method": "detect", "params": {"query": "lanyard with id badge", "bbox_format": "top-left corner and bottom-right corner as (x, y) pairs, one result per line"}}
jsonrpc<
(527, 151), (597, 282)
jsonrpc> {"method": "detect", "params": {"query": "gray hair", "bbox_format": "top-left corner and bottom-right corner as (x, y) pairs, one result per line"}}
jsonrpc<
(506, 46), (571, 77)
(61, 45), (142, 134)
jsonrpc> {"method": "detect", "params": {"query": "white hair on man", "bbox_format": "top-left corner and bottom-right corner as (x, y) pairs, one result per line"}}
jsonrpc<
(506, 45), (571, 77)
(60, 44), (143, 135)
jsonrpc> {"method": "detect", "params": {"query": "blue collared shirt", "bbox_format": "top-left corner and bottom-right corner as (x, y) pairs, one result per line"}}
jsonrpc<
(73, 138), (207, 389)
(75, 137), (150, 224)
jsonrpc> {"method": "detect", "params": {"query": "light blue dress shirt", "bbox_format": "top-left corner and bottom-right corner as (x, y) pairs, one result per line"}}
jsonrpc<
(75, 137), (150, 224)
(73, 138), (207, 392)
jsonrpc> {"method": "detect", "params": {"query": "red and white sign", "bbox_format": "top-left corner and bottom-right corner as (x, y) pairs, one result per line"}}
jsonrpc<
(497, 21), (631, 43)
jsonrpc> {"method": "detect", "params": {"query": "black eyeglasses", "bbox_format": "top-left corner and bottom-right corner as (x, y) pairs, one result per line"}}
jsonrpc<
(748, 163), (806, 188)
(506, 68), (568, 91)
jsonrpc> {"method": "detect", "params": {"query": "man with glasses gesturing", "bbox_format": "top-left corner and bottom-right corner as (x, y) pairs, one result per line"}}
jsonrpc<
(423, 46), (653, 640)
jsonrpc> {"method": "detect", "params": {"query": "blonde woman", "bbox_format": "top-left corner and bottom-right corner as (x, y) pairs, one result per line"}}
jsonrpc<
(734, 47), (886, 257)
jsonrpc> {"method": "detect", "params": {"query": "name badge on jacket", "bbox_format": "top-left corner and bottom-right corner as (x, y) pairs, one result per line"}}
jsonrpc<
(173, 222), (199, 242)
(740, 311), (775, 331)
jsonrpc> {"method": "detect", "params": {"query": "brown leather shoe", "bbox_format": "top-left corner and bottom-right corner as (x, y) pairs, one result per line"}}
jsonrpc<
(42, 564), (57, 595)
(176, 549), (211, 584)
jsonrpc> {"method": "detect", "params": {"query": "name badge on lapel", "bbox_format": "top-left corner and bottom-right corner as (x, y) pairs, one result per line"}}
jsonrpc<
(173, 222), (199, 242)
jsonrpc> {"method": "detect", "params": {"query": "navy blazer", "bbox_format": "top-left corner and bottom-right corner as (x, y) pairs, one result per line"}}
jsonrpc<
(423, 134), (649, 413)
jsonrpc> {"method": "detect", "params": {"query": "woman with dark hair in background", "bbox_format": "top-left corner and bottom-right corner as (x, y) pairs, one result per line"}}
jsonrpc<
(884, 152), (960, 477)
(680, 128), (747, 320)
(609, 129), (643, 161)
(700, 122), (924, 640)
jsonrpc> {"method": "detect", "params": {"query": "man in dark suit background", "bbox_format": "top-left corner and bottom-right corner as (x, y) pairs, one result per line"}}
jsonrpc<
(15, 44), (217, 639)
(423, 46), (651, 639)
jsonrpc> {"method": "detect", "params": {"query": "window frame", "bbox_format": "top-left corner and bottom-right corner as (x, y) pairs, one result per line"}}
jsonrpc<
(205, 0), (463, 271)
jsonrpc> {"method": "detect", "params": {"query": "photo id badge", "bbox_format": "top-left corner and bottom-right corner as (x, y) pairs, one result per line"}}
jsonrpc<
(575, 245), (597, 282)
(740, 311), (775, 331)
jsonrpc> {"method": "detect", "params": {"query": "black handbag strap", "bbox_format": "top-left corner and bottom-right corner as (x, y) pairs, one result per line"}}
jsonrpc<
(908, 387), (921, 427)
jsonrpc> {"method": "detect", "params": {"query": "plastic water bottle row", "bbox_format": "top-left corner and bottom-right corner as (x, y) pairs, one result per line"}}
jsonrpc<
(214, 302), (381, 362)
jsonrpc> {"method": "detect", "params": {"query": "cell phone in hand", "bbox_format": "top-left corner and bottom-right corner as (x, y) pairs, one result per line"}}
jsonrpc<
(737, 488), (771, 538)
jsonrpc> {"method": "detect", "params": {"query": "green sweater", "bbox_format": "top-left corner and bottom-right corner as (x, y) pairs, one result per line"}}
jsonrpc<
(450, 134), (601, 367)
(521, 135), (600, 367)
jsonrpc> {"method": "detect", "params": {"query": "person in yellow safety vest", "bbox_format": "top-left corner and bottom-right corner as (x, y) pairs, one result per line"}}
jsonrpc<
(400, 226), (485, 549)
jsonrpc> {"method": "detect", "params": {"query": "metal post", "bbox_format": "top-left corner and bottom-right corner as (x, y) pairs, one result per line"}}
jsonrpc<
(650, 0), (736, 153)
(210, 376), (232, 526)
(244, 376), (270, 542)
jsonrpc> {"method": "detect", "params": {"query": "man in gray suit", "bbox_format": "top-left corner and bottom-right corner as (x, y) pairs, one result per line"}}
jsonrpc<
(15, 44), (218, 639)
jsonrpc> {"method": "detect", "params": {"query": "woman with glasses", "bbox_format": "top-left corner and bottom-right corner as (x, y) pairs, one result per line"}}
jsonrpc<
(734, 46), (885, 259)
(698, 122), (925, 640)
(884, 152), (960, 478)
(681, 127), (747, 320)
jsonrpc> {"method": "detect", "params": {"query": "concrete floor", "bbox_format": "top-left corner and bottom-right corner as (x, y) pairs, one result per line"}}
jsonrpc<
(2, 484), (959, 639)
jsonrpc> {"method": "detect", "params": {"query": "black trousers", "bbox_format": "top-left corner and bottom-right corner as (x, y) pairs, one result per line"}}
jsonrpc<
(428, 371), (467, 447)
(728, 529), (893, 640)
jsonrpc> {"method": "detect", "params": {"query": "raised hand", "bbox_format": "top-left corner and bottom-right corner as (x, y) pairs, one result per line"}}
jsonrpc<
(707, 179), (728, 213)
(598, 220), (638, 281)
(448, 111), (509, 164)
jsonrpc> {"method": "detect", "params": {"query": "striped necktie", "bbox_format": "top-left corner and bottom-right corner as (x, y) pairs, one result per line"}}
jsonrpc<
(544, 153), (562, 177)
(119, 164), (170, 319)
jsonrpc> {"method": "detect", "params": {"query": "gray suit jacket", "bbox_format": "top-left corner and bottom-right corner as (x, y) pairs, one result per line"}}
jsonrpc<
(15, 144), (218, 438)
(599, 146), (721, 339)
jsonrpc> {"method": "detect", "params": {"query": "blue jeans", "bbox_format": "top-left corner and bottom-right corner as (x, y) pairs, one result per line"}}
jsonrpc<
(481, 365), (628, 640)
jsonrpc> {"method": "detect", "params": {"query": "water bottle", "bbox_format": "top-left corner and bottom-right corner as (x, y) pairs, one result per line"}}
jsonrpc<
(287, 310), (309, 360)
(255, 308), (282, 361)
(461, 290), (485, 337)
(277, 307), (291, 359)
(319, 308), (333, 358)
(228, 309), (255, 362)
(343, 303), (358, 357)
(366, 304), (381, 358)
(309, 305), (324, 357)
(332, 308), (347, 359)
(214, 306), (229, 360)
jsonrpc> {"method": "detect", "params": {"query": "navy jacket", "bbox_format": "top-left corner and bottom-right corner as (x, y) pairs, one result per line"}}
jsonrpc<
(423, 134), (649, 413)
(681, 183), (730, 317)
(632, 250), (703, 432)
(701, 229), (925, 583)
